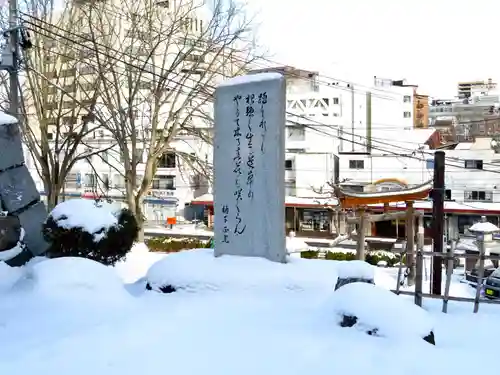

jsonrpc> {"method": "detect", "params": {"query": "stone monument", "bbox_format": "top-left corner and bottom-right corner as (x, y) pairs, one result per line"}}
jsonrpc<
(0, 111), (49, 266)
(213, 73), (286, 263)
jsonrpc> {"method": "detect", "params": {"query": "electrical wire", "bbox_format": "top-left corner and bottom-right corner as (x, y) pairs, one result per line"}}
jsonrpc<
(19, 13), (500, 179)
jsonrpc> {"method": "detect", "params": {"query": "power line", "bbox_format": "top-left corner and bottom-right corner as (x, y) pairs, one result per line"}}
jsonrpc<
(20, 13), (500, 178)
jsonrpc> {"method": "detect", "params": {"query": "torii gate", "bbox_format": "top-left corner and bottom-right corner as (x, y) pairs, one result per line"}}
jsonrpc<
(334, 180), (433, 266)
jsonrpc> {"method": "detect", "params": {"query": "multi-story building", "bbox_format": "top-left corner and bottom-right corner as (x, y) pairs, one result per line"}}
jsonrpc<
(457, 78), (497, 99)
(429, 93), (500, 143)
(26, 1), (226, 221)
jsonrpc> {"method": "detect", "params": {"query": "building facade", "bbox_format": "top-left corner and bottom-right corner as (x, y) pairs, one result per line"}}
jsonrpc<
(26, 0), (227, 222)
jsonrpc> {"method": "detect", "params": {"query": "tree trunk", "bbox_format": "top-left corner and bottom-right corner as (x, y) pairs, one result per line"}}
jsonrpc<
(125, 179), (146, 242)
(135, 196), (145, 242)
(44, 181), (61, 212)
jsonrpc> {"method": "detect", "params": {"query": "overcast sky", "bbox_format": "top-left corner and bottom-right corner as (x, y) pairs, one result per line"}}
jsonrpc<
(250, 0), (500, 98)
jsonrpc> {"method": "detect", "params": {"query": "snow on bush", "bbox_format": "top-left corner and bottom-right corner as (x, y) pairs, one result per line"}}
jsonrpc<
(146, 248), (338, 294)
(327, 282), (435, 344)
(26, 257), (131, 303)
(43, 199), (138, 266)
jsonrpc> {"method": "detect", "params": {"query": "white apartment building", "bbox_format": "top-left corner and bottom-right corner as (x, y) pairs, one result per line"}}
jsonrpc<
(26, 0), (230, 222)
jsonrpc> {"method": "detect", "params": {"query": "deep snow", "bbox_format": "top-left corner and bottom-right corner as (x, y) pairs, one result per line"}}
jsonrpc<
(0, 245), (498, 375)
(48, 199), (121, 241)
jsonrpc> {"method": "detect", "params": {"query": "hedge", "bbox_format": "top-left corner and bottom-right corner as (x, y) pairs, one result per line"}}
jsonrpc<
(301, 250), (406, 267)
(145, 237), (406, 267)
(146, 237), (209, 252)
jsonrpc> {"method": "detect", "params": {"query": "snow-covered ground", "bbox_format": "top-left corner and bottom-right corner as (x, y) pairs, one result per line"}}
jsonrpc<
(0, 245), (498, 375)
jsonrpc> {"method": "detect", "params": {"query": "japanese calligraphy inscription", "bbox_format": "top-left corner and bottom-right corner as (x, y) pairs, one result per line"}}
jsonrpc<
(213, 73), (286, 263)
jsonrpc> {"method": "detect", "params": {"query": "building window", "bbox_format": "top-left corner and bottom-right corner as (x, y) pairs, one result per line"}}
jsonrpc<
(138, 81), (152, 90)
(464, 190), (492, 202)
(403, 111), (411, 118)
(152, 176), (175, 190)
(403, 95), (411, 103)
(84, 173), (97, 188)
(426, 159), (434, 169)
(45, 102), (58, 110)
(333, 98), (339, 105)
(349, 160), (364, 169)
(286, 126), (305, 141)
(79, 66), (94, 75)
(62, 101), (76, 109)
(156, 0), (169, 8)
(285, 159), (293, 170)
(62, 116), (77, 125)
(445, 189), (452, 200)
(464, 159), (483, 169)
(80, 82), (96, 91)
(158, 152), (176, 168)
(59, 68), (76, 78)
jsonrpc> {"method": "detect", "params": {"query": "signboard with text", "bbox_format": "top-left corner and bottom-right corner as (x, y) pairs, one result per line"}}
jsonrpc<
(213, 73), (286, 263)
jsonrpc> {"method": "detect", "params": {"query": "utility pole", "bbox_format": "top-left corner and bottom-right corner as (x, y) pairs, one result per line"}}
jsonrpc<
(8, 0), (20, 120)
(431, 151), (445, 295)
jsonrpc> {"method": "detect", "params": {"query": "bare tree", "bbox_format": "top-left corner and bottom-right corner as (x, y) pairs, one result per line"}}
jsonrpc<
(54, 0), (262, 239)
(1, 0), (109, 210)
(311, 181), (358, 247)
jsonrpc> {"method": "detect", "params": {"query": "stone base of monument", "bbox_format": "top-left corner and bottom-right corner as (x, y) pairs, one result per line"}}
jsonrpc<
(0, 114), (50, 264)
(144, 248), (339, 294)
(330, 282), (435, 345)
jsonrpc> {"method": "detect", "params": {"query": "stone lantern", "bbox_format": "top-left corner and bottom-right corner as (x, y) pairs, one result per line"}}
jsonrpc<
(467, 216), (499, 313)
(468, 216), (500, 269)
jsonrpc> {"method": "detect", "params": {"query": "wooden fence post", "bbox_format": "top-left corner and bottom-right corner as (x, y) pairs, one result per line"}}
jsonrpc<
(415, 213), (424, 307)
(442, 240), (455, 313)
(474, 236), (485, 314)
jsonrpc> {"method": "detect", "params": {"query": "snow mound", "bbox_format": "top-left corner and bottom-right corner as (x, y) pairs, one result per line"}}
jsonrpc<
(27, 257), (130, 303)
(0, 262), (23, 292)
(286, 236), (308, 253)
(146, 248), (338, 293)
(115, 243), (167, 283)
(327, 282), (434, 340)
(49, 199), (119, 240)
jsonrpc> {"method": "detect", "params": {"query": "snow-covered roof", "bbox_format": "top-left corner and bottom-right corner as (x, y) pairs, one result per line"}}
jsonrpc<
(0, 111), (17, 125)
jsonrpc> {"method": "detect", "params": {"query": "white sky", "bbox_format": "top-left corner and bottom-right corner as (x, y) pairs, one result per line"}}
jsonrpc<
(250, 0), (500, 98)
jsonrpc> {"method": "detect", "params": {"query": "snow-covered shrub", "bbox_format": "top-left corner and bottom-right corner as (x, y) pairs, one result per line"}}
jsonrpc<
(329, 282), (435, 345)
(43, 199), (138, 266)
